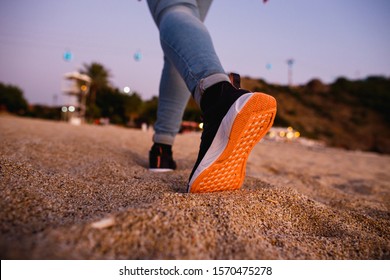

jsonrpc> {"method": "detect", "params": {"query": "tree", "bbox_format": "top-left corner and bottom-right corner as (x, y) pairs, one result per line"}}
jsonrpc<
(0, 82), (28, 114)
(80, 62), (111, 90)
(80, 62), (111, 118)
(137, 96), (159, 125)
(123, 92), (143, 125)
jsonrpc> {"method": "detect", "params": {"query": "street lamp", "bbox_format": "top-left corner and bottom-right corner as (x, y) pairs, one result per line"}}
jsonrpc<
(123, 86), (131, 94)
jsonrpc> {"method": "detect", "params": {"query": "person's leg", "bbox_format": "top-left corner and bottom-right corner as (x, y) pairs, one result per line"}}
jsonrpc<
(151, 0), (213, 146)
(149, 0), (215, 171)
(153, 56), (191, 146)
(147, 0), (230, 105)
(149, 57), (190, 171)
(147, 0), (277, 191)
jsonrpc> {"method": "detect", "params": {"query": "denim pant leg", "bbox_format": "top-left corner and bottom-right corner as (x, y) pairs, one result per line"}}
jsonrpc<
(153, 57), (191, 145)
(147, 0), (229, 145)
(147, 0), (229, 92)
(147, 0), (211, 27)
(158, 5), (227, 93)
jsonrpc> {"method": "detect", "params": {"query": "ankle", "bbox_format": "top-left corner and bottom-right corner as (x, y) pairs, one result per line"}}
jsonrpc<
(193, 74), (230, 107)
(151, 143), (172, 153)
(200, 81), (235, 112)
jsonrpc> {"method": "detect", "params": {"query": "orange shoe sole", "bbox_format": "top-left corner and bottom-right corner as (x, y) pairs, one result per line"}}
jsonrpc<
(189, 92), (276, 193)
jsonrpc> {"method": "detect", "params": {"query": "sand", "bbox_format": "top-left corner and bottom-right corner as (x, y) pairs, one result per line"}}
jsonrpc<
(0, 115), (389, 259)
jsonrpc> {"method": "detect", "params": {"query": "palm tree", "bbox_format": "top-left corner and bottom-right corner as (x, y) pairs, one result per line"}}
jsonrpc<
(80, 62), (111, 111)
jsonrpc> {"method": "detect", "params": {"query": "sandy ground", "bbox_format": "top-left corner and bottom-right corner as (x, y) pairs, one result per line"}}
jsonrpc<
(0, 115), (389, 259)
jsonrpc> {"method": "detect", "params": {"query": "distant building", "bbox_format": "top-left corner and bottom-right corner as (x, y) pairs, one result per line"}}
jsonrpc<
(61, 72), (91, 125)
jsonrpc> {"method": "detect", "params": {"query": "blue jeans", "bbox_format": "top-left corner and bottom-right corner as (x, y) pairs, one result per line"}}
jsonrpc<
(147, 0), (229, 145)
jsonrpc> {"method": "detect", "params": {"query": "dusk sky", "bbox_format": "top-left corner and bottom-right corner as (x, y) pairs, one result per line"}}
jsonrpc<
(1, 0), (389, 105)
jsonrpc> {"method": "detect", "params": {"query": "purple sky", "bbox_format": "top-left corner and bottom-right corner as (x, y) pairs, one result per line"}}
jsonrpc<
(1, 0), (389, 105)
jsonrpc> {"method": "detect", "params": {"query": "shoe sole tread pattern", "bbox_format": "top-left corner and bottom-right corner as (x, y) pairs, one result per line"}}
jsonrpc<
(189, 92), (276, 193)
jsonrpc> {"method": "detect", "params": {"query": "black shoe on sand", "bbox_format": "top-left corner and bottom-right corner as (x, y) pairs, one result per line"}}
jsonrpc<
(149, 143), (177, 172)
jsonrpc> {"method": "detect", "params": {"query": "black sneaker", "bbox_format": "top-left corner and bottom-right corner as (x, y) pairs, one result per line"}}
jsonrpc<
(187, 77), (277, 193)
(149, 143), (177, 172)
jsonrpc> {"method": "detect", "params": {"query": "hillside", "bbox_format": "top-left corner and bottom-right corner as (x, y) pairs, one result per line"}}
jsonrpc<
(241, 76), (390, 154)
